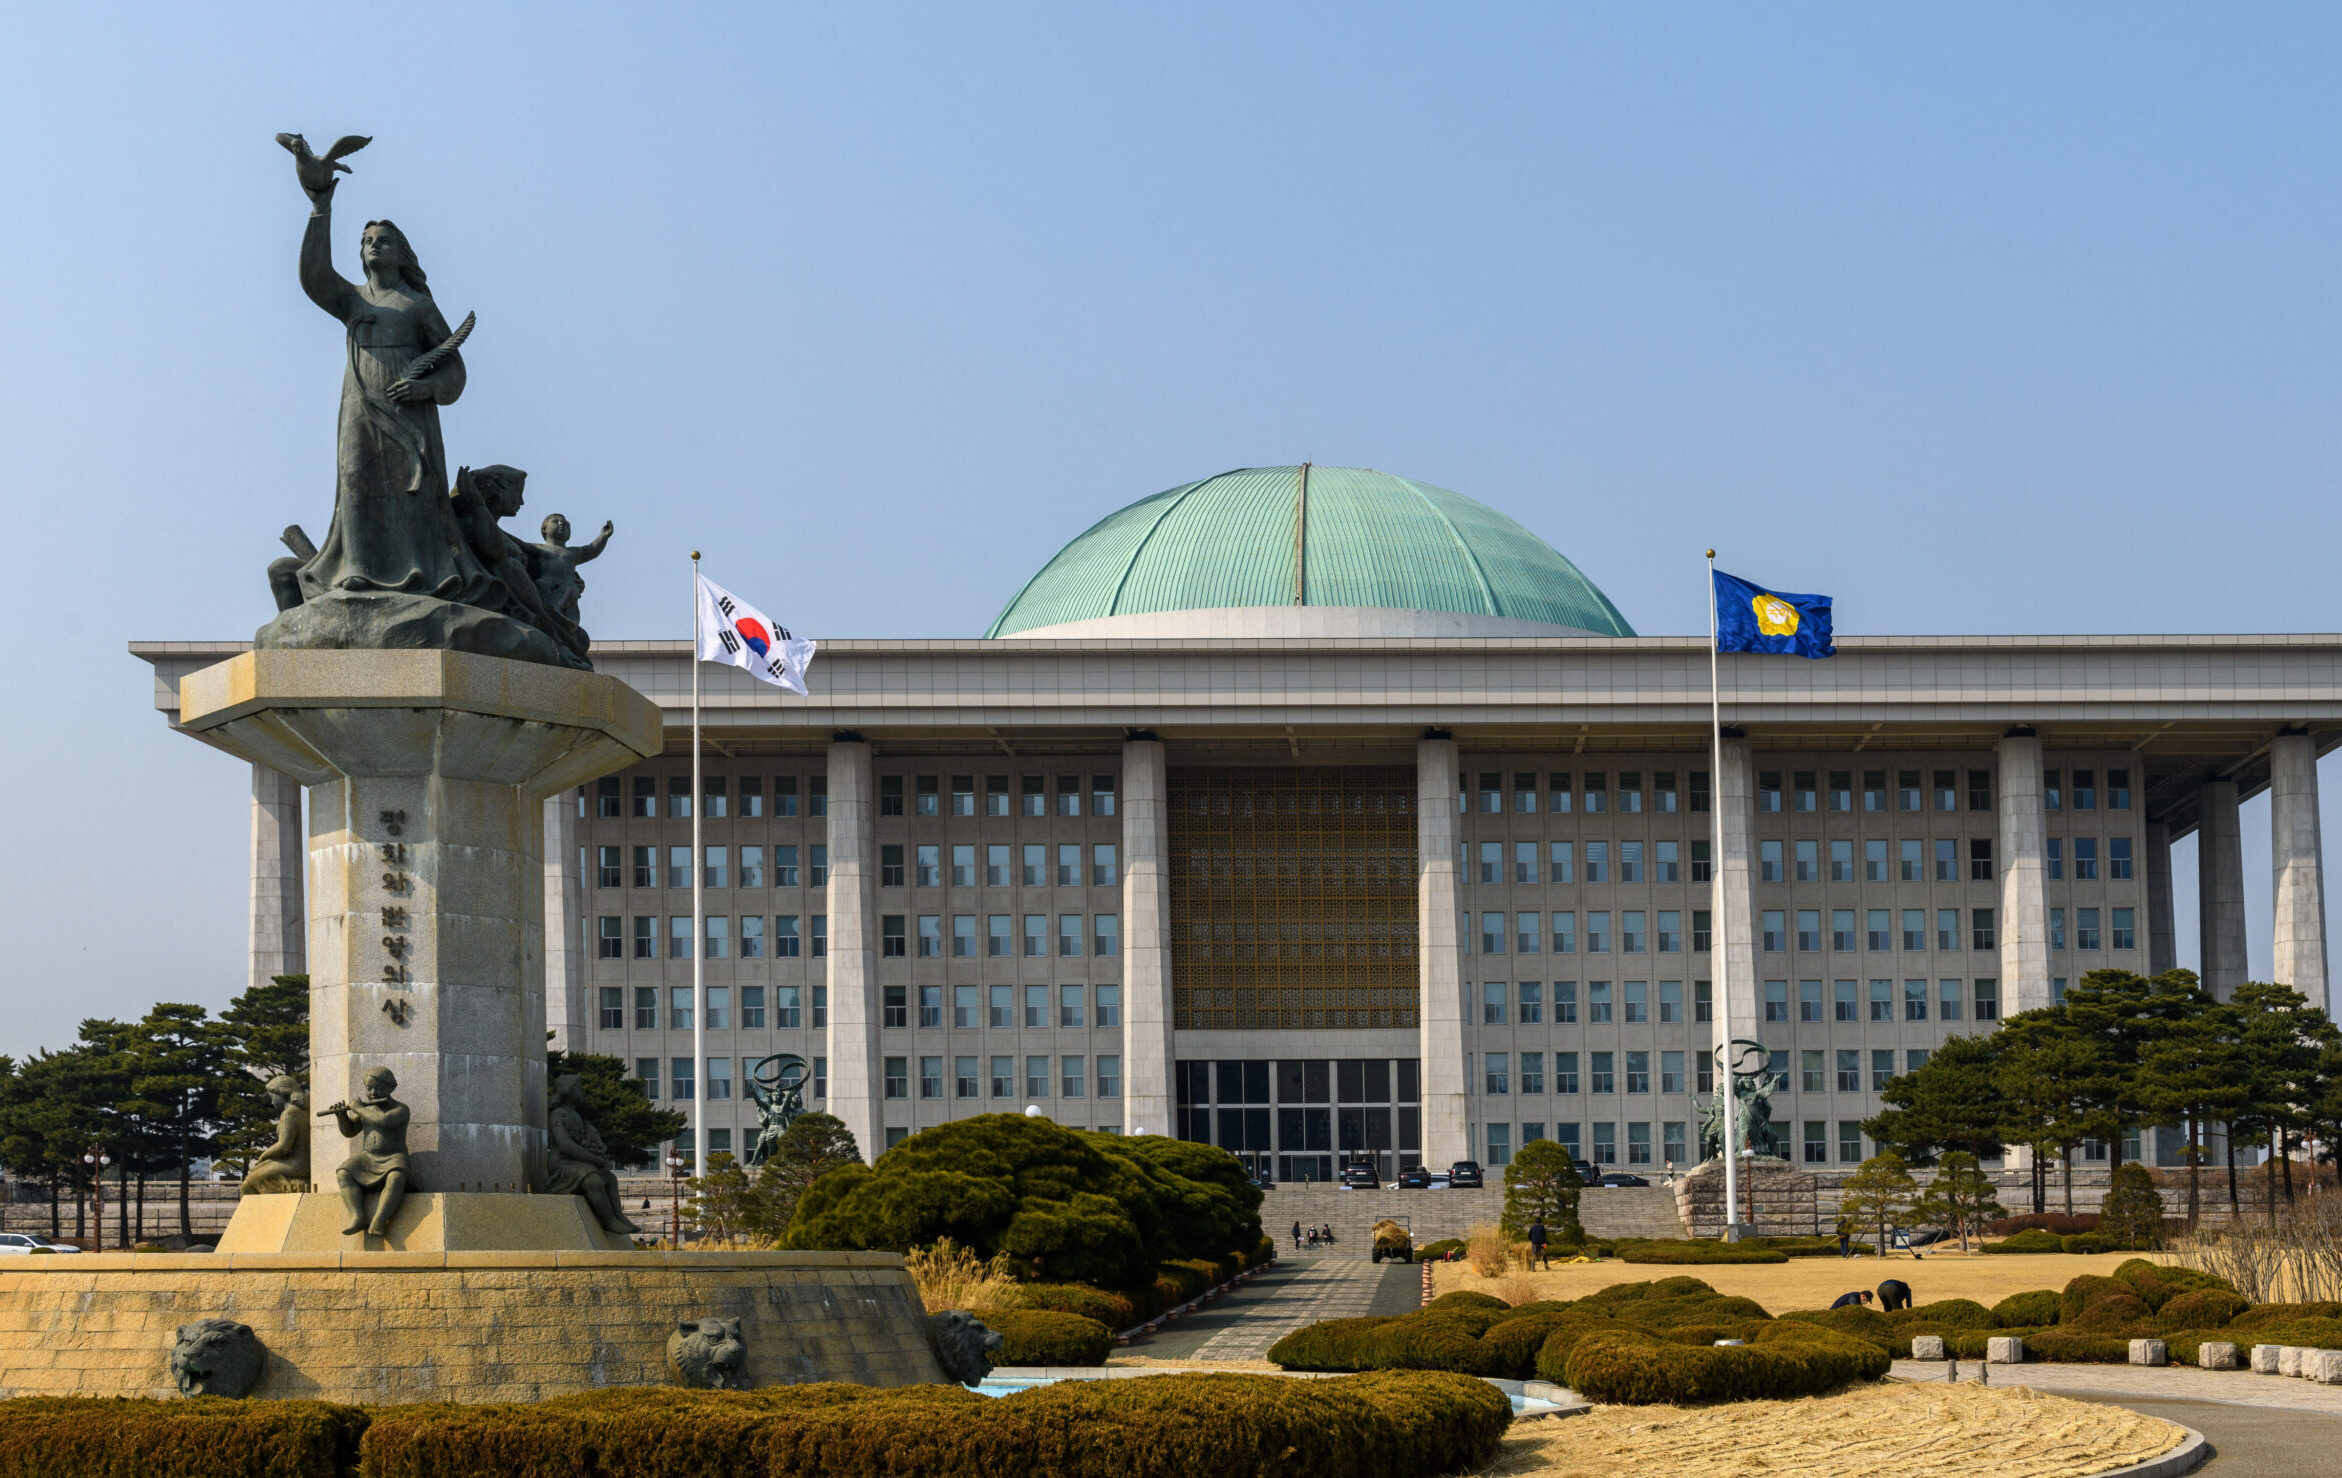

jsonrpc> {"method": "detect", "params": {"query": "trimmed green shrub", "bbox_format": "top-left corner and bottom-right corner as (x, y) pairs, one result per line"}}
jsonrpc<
(1566, 1277), (1772, 1330)
(1557, 1321), (1889, 1404)
(2096, 1164), (2167, 1251)
(1615, 1240), (1788, 1265)
(1425, 1290), (1508, 1314)
(784, 1116), (1261, 1296)
(1268, 1309), (1509, 1376)
(0, 1397), (370, 1478)
(1265, 1316), (1400, 1371)
(2111, 1259), (2236, 1308)
(2156, 1289), (2248, 1333)
(1414, 1239), (1464, 1263)
(2059, 1275), (2127, 1323)
(2023, 1329), (2138, 1363)
(1982, 1228), (2065, 1254)
(1947, 1326), (2034, 1359)
(2228, 1301), (2342, 1332)
(1993, 1290), (2063, 1327)
(1478, 1312), (1582, 1375)
(984, 1309), (1116, 1366)
(355, 1373), (1512, 1478)
(1776, 1305), (1894, 1352)
(2069, 1292), (2152, 1332)
(1893, 1298), (1996, 1331)
(1658, 1322), (1769, 1346)
(1009, 1283), (1137, 1330)
(2212, 1317), (2342, 1351)
(1491, 1300), (1577, 1320)
(1531, 1319), (1641, 1383)
(2060, 1233), (2112, 1255)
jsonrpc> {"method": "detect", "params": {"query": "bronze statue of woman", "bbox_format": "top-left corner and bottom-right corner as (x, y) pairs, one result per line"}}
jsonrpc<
(258, 137), (586, 669)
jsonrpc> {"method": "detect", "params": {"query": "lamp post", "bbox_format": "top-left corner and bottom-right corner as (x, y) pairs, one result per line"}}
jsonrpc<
(665, 1148), (687, 1246)
(81, 1147), (111, 1250)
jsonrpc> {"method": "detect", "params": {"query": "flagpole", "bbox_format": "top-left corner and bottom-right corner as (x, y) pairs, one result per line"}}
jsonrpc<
(1708, 549), (1740, 1239)
(691, 551), (707, 1203)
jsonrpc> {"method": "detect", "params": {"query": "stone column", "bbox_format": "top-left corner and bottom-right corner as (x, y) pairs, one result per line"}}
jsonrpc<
(1712, 736), (1758, 1047)
(543, 794), (587, 1052)
(2197, 779), (2248, 999)
(250, 762), (307, 991)
(823, 739), (883, 1159)
(1416, 735), (1467, 1167)
(1119, 737), (1174, 1137)
(2270, 733), (2329, 1004)
(2145, 822), (2178, 977)
(1996, 732), (2051, 1013)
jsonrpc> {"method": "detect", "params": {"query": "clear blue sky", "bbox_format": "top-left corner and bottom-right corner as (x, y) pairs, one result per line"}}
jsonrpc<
(2, 5), (2336, 1053)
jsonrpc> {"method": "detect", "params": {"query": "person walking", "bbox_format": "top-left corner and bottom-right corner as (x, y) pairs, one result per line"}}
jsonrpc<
(1292, 1220), (1303, 1251)
(1527, 1219), (1550, 1269)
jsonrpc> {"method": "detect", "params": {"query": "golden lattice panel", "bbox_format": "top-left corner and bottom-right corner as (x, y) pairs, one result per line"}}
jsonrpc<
(1167, 767), (1418, 1030)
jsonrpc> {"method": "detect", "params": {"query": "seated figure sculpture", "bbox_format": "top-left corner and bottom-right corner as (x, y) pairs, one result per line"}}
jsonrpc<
(238, 1075), (310, 1196)
(542, 1072), (641, 1235)
(325, 1067), (412, 1237)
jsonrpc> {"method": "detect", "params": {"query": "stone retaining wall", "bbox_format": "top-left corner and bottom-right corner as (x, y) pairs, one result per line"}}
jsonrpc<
(0, 1249), (942, 1403)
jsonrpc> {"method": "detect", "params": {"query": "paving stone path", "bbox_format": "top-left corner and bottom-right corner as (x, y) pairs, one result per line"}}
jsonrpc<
(1887, 1358), (2342, 1416)
(1133, 1255), (1418, 1361)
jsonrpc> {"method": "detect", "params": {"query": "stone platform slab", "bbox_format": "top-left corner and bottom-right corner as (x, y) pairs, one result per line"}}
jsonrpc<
(0, 1250), (942, 1404)
(215, 1191), (632, 1254)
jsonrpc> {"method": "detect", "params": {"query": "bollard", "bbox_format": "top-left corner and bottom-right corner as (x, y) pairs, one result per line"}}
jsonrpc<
(2309, 1351), (2342, 1386)
(1986, 1336), (2024, 1365)
(2128, 1339), (2167, 1367)
(1910, 1335), (1946, 1361)
(2251, 1344), (2282, 1374)
(2197, 1341), (2240, 1370)
(2277, 1346), (2306, 1378)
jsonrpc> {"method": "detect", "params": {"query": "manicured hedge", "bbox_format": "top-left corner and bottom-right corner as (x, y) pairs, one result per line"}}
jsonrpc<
(1615, 1240), (1787, 1265)
(1555, 1321), (1889, 1404)
(0, 1397), (371, 1478)
(984, 1309), (1117, 1366)
(2111, 1259), (2235, 1309)
(2060, 1233), (2111, 1254)
(2227, 1300), (2342, 1332)
(1570, 1277), (1772, 1330)
(1982, 1228), (2065, 1254)
(1010, 1283), (1137, 1330)
(1426, 1290), (1508, 1313)
(2022, 1329), (2138, 1363)
(2155, 1290), (2247, 1332)
(1414, 1239), (1464, 1263)
(1894, 1298), (1997, 1331)
(1993, 1290), (2064, 1328)
(1776, 1305), (1893, 1351)
(357, 1373), (1512, 1478)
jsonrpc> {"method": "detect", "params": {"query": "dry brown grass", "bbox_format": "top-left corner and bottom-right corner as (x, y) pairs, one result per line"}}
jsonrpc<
(1466, 1222), (1512, 1277)
(1491, 1274), (1546, 1307)
(903, 1237), (1022, 1314)
(1432, 1250), (2177, 1313)
(1476, 1381), (2183, 1478)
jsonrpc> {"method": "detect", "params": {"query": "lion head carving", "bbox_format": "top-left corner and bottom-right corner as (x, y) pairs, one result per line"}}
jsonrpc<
(170, 1318), (265, 1398)
(926, 1309), (1004, 1387)
(668, 1317), (746, 1389)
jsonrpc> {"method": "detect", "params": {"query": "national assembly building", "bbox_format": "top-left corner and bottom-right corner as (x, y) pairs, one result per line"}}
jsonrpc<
(134, 464), (2339, 1179)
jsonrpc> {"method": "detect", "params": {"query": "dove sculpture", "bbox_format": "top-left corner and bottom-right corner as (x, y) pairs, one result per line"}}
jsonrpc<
(276, 132), (371, 196)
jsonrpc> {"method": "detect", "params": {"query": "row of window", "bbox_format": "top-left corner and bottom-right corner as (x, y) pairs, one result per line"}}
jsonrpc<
(1466, 840), (1711, 885)
(1749, 978), (2003, 1023)
(1476, 1117), (2131, 1169)
(1469, 909), (1710, 954)
(588, 773), (1121, 821)
(1464, 772), (1710, 815)
(601, 981), (1125, 1033)
(1479, 979), (1713, 1025)
(881, 1054), (1120, 1100)
(593, 843), (1119, 891)
(1173, 1058), (1421, 1107)
(592, 913), (1121, 960)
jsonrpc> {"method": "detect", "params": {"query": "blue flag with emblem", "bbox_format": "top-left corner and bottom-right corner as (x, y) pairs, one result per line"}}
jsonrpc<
(1713, 569), (1835, 658)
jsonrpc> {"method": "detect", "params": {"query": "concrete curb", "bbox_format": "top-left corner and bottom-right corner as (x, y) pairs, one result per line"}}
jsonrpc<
(2082, 1429), (2208, 1478)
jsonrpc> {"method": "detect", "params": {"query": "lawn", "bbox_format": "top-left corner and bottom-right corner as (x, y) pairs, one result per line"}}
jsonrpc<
(1432, 1250), (2177, 1313)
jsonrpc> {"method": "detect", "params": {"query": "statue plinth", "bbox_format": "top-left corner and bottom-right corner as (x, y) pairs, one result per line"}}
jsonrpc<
(179, 648), (660, 1248)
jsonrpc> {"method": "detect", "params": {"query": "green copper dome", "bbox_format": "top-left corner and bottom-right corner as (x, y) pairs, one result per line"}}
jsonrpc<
(984, 465), (1636, 639)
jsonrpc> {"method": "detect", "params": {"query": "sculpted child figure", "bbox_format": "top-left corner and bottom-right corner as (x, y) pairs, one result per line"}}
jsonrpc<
(325, 1067), (412, 1237)
(238, 1076), (310, 1197)
(529, 512), (613, 631)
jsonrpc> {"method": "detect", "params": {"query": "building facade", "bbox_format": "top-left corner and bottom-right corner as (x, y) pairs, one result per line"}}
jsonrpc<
(136, 466), (2339, 1175)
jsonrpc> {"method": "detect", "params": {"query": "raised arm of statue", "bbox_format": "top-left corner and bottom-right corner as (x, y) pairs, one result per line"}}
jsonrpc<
(577, 521), (613, 563)
(298, 193), (361, 322)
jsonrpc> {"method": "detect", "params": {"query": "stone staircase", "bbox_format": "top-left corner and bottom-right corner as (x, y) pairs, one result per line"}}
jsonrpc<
(1260, 1182), (1685, 1257)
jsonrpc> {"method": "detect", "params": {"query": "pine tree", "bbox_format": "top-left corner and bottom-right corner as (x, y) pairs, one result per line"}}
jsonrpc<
(213, 975), (310, 1177)
(2137, 988), (2246, 1228)
(130, 1004), (226, 1238)
(1499, 1138), (1584, 1243)
(2097, 1161), (2167, 1250)
(1864, 1034), (2009, 1163)
(1838, 1151), (1919, 1258)
(751, 1111), (862, 1236)
(1909, 1150), (2003, 1252)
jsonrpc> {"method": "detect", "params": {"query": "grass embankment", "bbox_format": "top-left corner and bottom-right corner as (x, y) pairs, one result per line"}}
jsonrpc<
(1435, 1251), (2175, 1311)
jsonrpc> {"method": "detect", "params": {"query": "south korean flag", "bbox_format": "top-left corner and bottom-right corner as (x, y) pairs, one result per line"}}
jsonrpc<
(695, 572), (817, 694)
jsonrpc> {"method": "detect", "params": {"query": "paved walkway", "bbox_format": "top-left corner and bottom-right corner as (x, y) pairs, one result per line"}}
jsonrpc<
(1887, 1359), (2342, 1416)
(1133, 1255), (1417, 1361)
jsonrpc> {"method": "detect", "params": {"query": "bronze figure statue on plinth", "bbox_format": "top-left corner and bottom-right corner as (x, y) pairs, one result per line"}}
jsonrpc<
(239, 1076), (311, 1197)
(324, 1067), (412, 1237)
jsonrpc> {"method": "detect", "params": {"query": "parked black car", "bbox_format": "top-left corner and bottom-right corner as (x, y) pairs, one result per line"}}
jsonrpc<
(1340, 1163), (1380, 1189)
(1448, 1160), (1485, 1189)
(1597, 1172), (1651, 1188)
(1572, 1160), (1600, 1185)
(1394, 1165), (1433, 1189)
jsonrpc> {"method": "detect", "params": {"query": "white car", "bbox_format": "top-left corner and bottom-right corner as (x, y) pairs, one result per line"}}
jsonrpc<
(0, 1233), (82, 1254)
